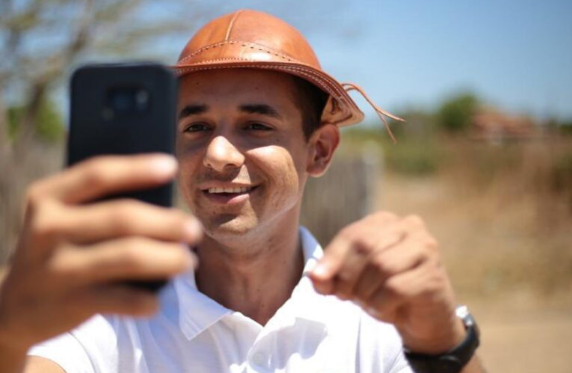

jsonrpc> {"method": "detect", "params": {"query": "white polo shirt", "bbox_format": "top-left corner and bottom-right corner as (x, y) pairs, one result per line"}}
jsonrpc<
(29, 227), (412, 373)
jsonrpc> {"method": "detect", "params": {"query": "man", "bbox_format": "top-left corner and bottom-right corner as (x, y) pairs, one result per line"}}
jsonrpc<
(0, 9), (485, 373)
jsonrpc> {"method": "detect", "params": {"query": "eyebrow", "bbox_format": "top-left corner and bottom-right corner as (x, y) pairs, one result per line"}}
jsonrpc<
(178, 103), (282, 120)
(179, 104), (208, 120)
(239, 104), (282, 119)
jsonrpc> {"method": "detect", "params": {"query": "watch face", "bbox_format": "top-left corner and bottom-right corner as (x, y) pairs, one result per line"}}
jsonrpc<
(456, 305), (470, 319)
(456, 305), (480, 337)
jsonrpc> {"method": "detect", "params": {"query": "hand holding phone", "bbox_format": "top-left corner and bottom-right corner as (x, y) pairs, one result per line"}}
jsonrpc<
(1, 153), (201, 356)
(0, 63), (203, 366)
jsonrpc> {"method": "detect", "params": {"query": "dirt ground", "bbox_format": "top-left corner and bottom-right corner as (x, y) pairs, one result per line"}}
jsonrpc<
(472, 298), (572, 373)
(378, 174), (572, 373)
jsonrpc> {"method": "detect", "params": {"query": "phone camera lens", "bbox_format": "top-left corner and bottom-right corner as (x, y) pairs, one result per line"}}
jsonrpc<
(111, 92), (133, 112)
(107, 88), (150, 116)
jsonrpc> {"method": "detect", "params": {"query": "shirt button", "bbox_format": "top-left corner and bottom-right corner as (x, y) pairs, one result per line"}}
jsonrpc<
(252, 352), (266, 367)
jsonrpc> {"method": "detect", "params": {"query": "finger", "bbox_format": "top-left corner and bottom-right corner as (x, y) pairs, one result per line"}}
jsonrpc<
(330, 241), (371, 300)
(309, 212), (405, 293)
(366, 264), (436, 323)
(55, 200), (202, 245)
(50, 238), (196, 286)
(309, 228), (404, 295)
(31, 154), (177, 204)
(313, 221), (409, 280)
(332, 232), (405, 299)
(308, 235), (352, 295)
(68, 284), (160, 317)
(354, 241), (426, 302)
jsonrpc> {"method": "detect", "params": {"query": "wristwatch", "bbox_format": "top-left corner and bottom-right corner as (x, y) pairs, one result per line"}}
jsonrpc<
(403, 305), (480, 373)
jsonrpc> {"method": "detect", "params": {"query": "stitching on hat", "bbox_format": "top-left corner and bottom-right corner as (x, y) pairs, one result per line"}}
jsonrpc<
(177, 41), (297, 65)
(174, 63), (367, 117)
(281, 67), (362, 115)
(175, 63), (347, 100)
(176, 64), (338, 97)
(260, 65), (364, 115)
(174, 65), (357, 125)
(276, 67), (343, 97)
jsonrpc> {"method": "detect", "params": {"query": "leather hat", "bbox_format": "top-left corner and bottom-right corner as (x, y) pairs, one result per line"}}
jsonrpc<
(173, 9), (401, 133)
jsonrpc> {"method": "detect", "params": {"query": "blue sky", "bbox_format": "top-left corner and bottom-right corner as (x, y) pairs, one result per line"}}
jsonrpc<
(165, 0), (572, 123)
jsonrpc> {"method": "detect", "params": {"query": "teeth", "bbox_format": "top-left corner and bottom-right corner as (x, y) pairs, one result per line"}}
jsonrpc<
(208, 187), (252, 194)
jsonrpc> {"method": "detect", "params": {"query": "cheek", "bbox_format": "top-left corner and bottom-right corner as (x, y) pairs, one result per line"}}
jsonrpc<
(175, 142), (203, 206)
(251, 145), (306, 201)
(175, 165), (194, 210)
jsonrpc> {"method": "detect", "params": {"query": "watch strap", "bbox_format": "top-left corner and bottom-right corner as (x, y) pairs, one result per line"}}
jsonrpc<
(404, 307), (480, 373)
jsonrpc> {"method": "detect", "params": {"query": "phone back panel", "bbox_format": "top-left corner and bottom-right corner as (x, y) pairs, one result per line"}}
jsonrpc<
(68, 63), (178, 207)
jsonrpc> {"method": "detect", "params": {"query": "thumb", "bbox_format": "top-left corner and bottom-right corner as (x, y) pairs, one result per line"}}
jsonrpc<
(308, 237), (349, 294)
(308, 260), (336, 295)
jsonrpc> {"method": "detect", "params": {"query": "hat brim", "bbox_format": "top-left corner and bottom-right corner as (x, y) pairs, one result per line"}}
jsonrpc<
(172, 61), (364, 127)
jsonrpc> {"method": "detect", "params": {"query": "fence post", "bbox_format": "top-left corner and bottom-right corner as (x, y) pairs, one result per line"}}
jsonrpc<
(300, 145), (381, 246)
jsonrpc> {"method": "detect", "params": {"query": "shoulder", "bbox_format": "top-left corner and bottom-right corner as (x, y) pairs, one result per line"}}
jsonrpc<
(27, 314), (120, 373)
(27, 281), (182, 372)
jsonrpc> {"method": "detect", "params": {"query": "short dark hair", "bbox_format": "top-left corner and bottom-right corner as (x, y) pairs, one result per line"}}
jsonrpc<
(290, 76), (329, 140)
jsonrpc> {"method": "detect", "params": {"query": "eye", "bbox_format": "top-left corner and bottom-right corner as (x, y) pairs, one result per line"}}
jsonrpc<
(183, 122), (211, 133)
(245, 122), (272, 131)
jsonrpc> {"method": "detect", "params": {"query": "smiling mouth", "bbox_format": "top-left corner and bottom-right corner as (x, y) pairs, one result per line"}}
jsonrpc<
(203, 186), (257, 195)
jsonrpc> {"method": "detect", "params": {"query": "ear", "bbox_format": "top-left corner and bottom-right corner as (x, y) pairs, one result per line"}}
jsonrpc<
(306, 123), (340, 177)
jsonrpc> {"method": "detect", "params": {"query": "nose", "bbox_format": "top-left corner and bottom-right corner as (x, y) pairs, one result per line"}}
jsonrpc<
(203, 135), (245, 172)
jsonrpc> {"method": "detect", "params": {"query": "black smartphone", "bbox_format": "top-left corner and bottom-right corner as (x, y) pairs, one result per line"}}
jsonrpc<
(68, 62), (179, 292)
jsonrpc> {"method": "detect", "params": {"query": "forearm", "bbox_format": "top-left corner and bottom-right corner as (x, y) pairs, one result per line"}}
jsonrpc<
(0, 341), (28, 373)
(0, 272), (28, 373)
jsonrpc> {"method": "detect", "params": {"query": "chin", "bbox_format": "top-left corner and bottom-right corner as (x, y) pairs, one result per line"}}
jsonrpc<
(202, 214), (261, 241)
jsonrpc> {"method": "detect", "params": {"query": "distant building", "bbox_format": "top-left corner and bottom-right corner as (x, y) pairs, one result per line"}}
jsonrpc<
(471, 108), (539, 143)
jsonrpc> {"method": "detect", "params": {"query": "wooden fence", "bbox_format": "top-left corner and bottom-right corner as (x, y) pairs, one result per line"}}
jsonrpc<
(301, 150), (380, 247)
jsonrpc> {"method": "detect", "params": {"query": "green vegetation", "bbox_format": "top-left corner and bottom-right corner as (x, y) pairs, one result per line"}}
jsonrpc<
(340, 92), (482, 177)
(436, 93), (478, 133)
(342, 125), (442, 177)
(383, 139), (440, 176)
(547, 118), (572, 136)
(8, 97), (65, 142)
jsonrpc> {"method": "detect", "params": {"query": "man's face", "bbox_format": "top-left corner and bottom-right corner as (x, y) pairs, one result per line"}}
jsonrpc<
(176, 69), (313, 241)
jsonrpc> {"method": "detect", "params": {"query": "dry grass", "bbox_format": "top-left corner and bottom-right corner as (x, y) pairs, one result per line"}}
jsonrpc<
(375, 136), (572, 298)
(375, 136), (572, 373)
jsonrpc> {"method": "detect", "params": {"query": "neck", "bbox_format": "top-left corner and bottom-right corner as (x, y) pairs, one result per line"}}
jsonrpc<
(194, 214), (304, 326)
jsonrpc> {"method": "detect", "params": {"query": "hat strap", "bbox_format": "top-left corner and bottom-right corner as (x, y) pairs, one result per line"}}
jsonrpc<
(341, 82), (404, 143)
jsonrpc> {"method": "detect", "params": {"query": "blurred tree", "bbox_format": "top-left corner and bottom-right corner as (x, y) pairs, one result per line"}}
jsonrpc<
(545, 118), (572, 136)
(436, 93), (478, 133)
(0, 0), (222, 263)
(556, 120), (572, 137)
(8, 97), (64, 142)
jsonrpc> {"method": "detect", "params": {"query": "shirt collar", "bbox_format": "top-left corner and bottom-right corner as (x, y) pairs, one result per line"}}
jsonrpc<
(288, 226), (340, 323)
(173, 266), (231, 340)
(172, 226), (332, 340)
